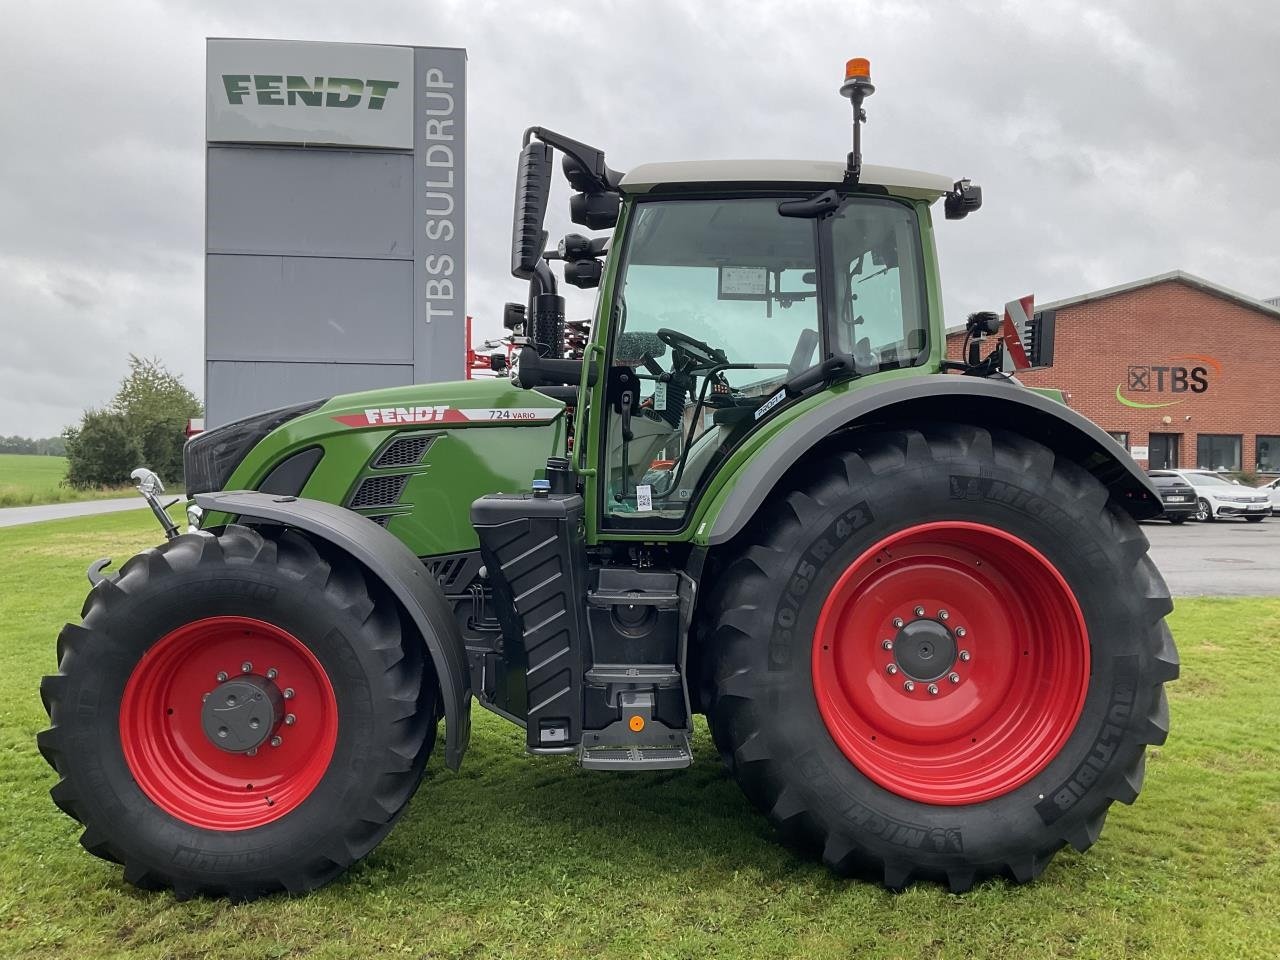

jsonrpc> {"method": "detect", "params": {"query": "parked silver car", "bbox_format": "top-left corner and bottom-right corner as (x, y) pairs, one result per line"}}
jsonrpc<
(1151, 469), (1270, 522)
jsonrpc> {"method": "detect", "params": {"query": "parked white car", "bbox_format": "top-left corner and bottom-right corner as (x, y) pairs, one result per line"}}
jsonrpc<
(1155, 469), (1271, 522)
(1264, 476), (1280, 515)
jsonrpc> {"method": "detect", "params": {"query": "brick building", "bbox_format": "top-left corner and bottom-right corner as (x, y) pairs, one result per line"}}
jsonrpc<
(946, 271), (1280, 476)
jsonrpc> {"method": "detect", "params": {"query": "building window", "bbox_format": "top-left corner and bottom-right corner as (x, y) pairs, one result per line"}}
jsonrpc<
(1196, 435), (1241, 472)
(1108, 431), (1129, 450)
(1149, 433), (1180, 469)
(1258, 436), (1280, 473)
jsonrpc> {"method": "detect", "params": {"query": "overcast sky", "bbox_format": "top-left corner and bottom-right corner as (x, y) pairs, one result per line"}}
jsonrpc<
(1, 0), (1277, 437)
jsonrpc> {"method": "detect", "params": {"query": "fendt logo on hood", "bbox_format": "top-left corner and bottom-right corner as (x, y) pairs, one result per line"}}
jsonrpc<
(222, 75), (400, 110)
(1115, 355), (1220, 409)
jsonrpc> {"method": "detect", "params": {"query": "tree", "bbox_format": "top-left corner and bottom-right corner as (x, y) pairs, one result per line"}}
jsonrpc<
(63, 356), (201, 489)
(63, 411), (142, 488)
(109, 355), (202, 484)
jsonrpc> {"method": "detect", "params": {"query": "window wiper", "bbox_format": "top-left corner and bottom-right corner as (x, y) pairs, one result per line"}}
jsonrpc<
(778, 189), (841, 219)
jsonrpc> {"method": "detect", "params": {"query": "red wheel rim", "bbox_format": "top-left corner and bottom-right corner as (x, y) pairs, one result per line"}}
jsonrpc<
(120, 616), (338, 830)
(812, 521), (1089, 805)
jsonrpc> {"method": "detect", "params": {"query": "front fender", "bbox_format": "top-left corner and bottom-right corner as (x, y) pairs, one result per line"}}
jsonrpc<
(194, 491), (471, 769)
(702, 376), (1161, 546)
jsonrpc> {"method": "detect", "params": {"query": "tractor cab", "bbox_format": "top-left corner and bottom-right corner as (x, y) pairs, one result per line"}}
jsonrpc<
(505, 60), (978, 536)
(599, 162), (944, 527)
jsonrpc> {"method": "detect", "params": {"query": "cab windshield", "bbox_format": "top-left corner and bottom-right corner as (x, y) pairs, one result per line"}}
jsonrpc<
(603, 194), (927, 527)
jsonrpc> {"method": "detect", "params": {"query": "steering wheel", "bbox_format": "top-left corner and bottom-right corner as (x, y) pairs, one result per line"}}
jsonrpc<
(657, 328), (729, 371)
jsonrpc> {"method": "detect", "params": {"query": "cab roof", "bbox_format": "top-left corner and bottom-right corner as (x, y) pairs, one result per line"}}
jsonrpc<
(619, 159), (954, 202)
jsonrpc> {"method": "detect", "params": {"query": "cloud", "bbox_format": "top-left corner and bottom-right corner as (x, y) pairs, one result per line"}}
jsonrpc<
(1, 0), (1276, 436)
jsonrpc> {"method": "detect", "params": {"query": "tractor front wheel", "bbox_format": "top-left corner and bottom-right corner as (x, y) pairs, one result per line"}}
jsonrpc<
(705, 425), (1177, 891)
(39, 525), (437, 900)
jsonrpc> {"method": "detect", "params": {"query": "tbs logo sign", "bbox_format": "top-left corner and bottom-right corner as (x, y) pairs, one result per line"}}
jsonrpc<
(1116, 355), (1219, 409)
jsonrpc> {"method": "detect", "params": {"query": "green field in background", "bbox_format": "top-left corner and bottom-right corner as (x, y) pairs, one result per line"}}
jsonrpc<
(0, 510), (1277, 959)
(0, 454), (134, 508)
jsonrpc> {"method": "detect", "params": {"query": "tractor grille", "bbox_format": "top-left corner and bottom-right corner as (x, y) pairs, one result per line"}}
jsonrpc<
(374, 434), (435, 469)
(349, 474), (409, 509)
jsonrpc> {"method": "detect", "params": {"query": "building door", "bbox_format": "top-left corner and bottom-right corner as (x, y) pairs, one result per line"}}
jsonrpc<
(1149, 433), (1180, 469)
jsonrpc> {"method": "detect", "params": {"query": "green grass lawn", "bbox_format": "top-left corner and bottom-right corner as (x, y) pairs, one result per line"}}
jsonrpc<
(1, 511), (1277, 959)
(0, 454), (135, 508)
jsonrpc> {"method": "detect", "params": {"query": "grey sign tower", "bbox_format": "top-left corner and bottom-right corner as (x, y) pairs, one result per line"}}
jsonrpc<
(204, 38), (466, 427)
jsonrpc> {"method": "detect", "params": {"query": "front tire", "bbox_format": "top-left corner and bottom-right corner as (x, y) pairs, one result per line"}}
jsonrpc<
(705, 425), (1177, 891)
(39, 525), (437, 900)
(1195, 498), (1214, 522)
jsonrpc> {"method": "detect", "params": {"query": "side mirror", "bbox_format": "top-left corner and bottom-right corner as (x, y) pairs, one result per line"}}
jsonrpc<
(511, 141), (554, 279)
(131, 467), (165, 497)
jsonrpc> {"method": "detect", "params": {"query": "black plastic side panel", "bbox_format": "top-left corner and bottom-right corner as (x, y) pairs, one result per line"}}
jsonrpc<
(707, 377), (1163, 545)
(471, 493), (589, 749)
(194, 491), (472, 769)
(258, 446), (324, 496)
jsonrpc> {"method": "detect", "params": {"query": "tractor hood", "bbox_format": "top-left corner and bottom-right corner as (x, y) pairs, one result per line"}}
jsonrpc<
(201, 377), (568, 557)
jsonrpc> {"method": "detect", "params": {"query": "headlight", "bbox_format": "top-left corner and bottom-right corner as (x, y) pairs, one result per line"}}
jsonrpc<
(183, 399), (326, 494)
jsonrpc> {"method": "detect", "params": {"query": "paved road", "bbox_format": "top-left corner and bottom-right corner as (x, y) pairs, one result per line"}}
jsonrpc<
(1142, 515), (1280, 596)
(0, 496), (148, 528)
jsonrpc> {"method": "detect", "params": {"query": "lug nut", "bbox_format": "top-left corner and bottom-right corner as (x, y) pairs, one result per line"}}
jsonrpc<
(938, 610), (949, 621)
(928, 683), (939, 695)
(892, 617), (904, 629)
(283, 688), (295, 700)
(248, 718), (260, 730)
(241, 661), (253, 674)
(959, 650), (971, 662)
(284, 714), (296, 726)
(216, 671), (228, 682)
(270, 736), (283, 748)
(266, 667), (278, 680)
(882, 639), (894, 651)
(949, 672), (961, 684)
(217, 727), (228, 739)
(955, 627), (967, 638)
(886, 664), (899, 676)
(914, 606), (925, 617)
(903, 680), (916, 692)
(225, 694), (237, 706)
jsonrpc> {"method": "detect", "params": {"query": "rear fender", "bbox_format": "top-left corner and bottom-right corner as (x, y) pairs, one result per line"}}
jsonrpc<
(703, 376), (1161, 546)
(194, 491), (471, 769)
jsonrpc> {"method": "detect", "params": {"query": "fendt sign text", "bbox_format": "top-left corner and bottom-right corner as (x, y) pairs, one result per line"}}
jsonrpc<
(207, 39), (414, 148)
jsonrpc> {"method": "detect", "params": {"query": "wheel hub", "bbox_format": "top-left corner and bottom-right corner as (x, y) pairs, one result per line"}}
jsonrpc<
(200, 675), (283, 753)
(892, 618), (956, 682)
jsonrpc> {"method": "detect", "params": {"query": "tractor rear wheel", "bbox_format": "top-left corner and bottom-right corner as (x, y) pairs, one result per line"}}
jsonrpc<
(705, 424), (1177, 891)
(39, 524), (437, 900)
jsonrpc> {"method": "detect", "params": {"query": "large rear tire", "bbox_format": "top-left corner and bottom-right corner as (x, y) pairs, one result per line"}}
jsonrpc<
(39, 524), (437, 900)
(704, 425), (1177, 891)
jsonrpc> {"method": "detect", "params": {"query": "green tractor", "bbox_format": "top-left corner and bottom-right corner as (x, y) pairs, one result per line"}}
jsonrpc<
(40, 61), (1176, 899)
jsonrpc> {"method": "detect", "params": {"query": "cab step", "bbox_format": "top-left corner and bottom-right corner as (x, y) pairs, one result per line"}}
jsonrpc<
(579, 739), (693, 771)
